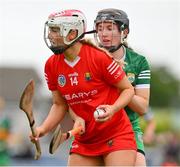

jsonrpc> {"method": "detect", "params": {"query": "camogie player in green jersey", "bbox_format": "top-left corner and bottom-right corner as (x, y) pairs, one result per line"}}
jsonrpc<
(0, 97), (11, 166)
(94, 8), (151, 166)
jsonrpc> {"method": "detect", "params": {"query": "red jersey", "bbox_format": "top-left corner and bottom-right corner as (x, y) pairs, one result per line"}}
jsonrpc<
(45, 44), (136, 155)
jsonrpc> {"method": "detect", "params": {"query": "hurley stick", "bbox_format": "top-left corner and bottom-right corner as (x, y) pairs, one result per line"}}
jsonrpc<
(49, 125), (83, 154)
(19, 79), (41, 160)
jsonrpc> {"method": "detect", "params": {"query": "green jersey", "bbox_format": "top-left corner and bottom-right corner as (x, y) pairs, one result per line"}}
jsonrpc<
(0, 115), (11, 166)
(123, 47), (151, 130)
(122, 47), (150, 153)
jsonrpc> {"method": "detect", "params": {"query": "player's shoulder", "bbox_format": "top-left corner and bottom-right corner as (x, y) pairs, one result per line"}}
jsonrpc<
(81, 39), (112, 60)
(45, 54), (61, 65)
(126, 47), (149, 66)
(126, 47), (146, 59)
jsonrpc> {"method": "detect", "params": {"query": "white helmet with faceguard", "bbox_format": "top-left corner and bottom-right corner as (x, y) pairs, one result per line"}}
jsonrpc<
(44, 9), (87, 54)
(94, 8), (129, 53)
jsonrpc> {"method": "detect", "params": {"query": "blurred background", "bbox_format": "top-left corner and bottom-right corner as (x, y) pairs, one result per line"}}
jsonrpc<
(0, 0), (180, 166)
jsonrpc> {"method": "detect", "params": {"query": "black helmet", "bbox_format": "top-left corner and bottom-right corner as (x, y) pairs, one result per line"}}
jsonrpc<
(94, 8), (129, 33)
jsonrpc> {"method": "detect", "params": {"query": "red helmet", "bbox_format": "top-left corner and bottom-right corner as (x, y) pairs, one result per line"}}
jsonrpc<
(44, 9), (87, 54)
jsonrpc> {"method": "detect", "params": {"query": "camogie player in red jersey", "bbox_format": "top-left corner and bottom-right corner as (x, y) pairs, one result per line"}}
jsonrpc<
(30, 9), (137, 166)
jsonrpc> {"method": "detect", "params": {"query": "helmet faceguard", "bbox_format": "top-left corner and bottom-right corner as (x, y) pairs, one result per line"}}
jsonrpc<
(44, 9), (87, 54)
(94, 8), (129, 32)
(94, 8), (129, 53)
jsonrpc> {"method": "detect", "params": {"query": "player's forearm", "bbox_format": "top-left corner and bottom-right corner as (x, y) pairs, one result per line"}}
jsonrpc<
(69, 108), (78, 121)
(112, 88), (134, 112)
(145, 119), (156, 133)
(128, 95), (149, 116)
(41, 104), (67, 134)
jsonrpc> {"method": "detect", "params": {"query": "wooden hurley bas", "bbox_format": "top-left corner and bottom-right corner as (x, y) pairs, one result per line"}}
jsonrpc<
(19, 79), (41, 160)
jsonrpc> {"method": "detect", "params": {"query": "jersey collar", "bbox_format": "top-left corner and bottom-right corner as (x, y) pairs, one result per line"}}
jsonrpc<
(64, 56), (81, 67)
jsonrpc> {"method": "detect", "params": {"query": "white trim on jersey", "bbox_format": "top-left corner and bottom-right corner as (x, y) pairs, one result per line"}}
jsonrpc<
(121, 45), (126, 61)
(135, 84), (150, 89)
(140, 70), (150, 73)
(139, 73), (151, 76)
(110, 65), (119, 75)
(64, 56), (81, 67)
(45, 73), (49, 82)
(138, 70), (151, 79)
(107, 61), (120, 75)
(138, 76), (151, 79)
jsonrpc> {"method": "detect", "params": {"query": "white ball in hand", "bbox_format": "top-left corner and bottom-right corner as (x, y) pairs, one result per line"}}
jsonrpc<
(94, 108), (105, 119)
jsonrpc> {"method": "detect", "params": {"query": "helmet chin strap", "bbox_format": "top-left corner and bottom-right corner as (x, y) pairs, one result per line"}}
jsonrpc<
(50, 46), (68, 55)
(108, 43), (123, 53)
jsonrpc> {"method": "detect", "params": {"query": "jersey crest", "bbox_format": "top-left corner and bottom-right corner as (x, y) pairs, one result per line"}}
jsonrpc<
(58, 75), (66, 87)
(127, 72), (135, 83)
(84, 72), (91, 81)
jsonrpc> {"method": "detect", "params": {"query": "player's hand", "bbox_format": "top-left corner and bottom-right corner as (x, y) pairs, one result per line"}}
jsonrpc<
(143, 131), (155, 145)
(95, 105), (116, 122)
(29, 126), (46, 143)
(73, 116), (85, 135)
